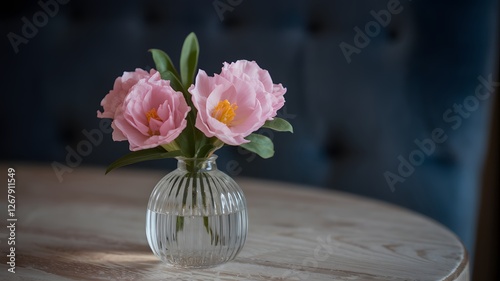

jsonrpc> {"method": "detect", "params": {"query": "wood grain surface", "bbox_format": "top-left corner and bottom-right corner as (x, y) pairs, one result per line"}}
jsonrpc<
(0, 164), (468, 280)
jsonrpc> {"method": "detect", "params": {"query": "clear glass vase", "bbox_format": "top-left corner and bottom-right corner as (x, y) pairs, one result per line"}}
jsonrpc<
(146, 155), (248, 268)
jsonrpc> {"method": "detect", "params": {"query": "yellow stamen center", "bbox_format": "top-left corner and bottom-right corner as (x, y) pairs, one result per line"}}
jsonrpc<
(211, 99), (238, 125)
(145, 108), (162, 136)
(145, 108), (162, 122)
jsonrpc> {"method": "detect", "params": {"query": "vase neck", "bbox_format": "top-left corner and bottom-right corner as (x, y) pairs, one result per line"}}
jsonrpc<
(176, 155), (218, 173)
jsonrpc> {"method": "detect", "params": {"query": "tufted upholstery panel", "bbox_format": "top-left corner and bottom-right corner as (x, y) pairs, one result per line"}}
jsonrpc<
(1, 0), (498, 261)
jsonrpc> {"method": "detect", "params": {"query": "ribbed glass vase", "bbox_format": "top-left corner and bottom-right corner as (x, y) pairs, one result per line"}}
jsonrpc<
(146, 155), (248, 268)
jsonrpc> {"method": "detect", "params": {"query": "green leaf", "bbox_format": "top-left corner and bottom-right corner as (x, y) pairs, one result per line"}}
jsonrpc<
(176, 216), (184, 233)
(160, 71), (185, 93)
(240, 134), (275, 159)
(180, 32), (200, 89)
(196, 143), (215, 158)
(203, 216), (218, 245)
(262, 117), (294, 133)
(174, 124), (196, 157)
(106, 148), (182, 174)
(159, 70), (200, 156)
(161, 70), (196, 111)
(149, 49), (180, 80)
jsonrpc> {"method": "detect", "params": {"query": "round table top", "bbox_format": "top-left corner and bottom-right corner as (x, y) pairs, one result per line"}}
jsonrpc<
(0, 164), (468, 281)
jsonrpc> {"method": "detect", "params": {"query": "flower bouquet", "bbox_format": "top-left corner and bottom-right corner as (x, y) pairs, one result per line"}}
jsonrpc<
(97, 33), (293, 268)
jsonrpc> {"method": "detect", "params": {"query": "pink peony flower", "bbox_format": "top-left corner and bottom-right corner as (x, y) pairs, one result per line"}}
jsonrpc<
(189, 60), (287, 146)
(220, 60), (286, 119)
(97, 68), (157, 119)
(112, 72), (190, 151)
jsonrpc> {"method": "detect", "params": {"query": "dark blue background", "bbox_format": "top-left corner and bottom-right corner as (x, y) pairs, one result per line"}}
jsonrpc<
(1, 0), (498, 272)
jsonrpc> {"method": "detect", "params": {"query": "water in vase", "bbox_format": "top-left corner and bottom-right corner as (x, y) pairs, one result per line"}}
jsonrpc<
(146, 209), (248, 268)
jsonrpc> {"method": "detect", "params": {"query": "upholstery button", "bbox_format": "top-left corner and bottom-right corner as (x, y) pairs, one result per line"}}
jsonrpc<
(325, 137), (350, 160)
(143, 1), (166, 25)
(222, 15), (243, 29)
(69, 2), (86, 22)
(388, 28), (399, 41)
(58, 118), (81, 145)
(308, 19), (326, 35)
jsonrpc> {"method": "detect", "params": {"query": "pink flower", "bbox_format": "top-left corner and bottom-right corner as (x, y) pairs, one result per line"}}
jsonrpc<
(189, 60), (287, 146)
(97, 68), (157, 119)
(112, 72), (190, 151)
(221, 60), (286, 119)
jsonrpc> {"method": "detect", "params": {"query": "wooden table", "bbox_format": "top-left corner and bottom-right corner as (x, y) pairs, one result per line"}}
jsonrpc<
(0, 164), (468, 280)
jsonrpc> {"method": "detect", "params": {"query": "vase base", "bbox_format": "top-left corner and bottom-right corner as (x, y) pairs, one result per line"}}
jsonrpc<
(159, 253), (233, 269)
